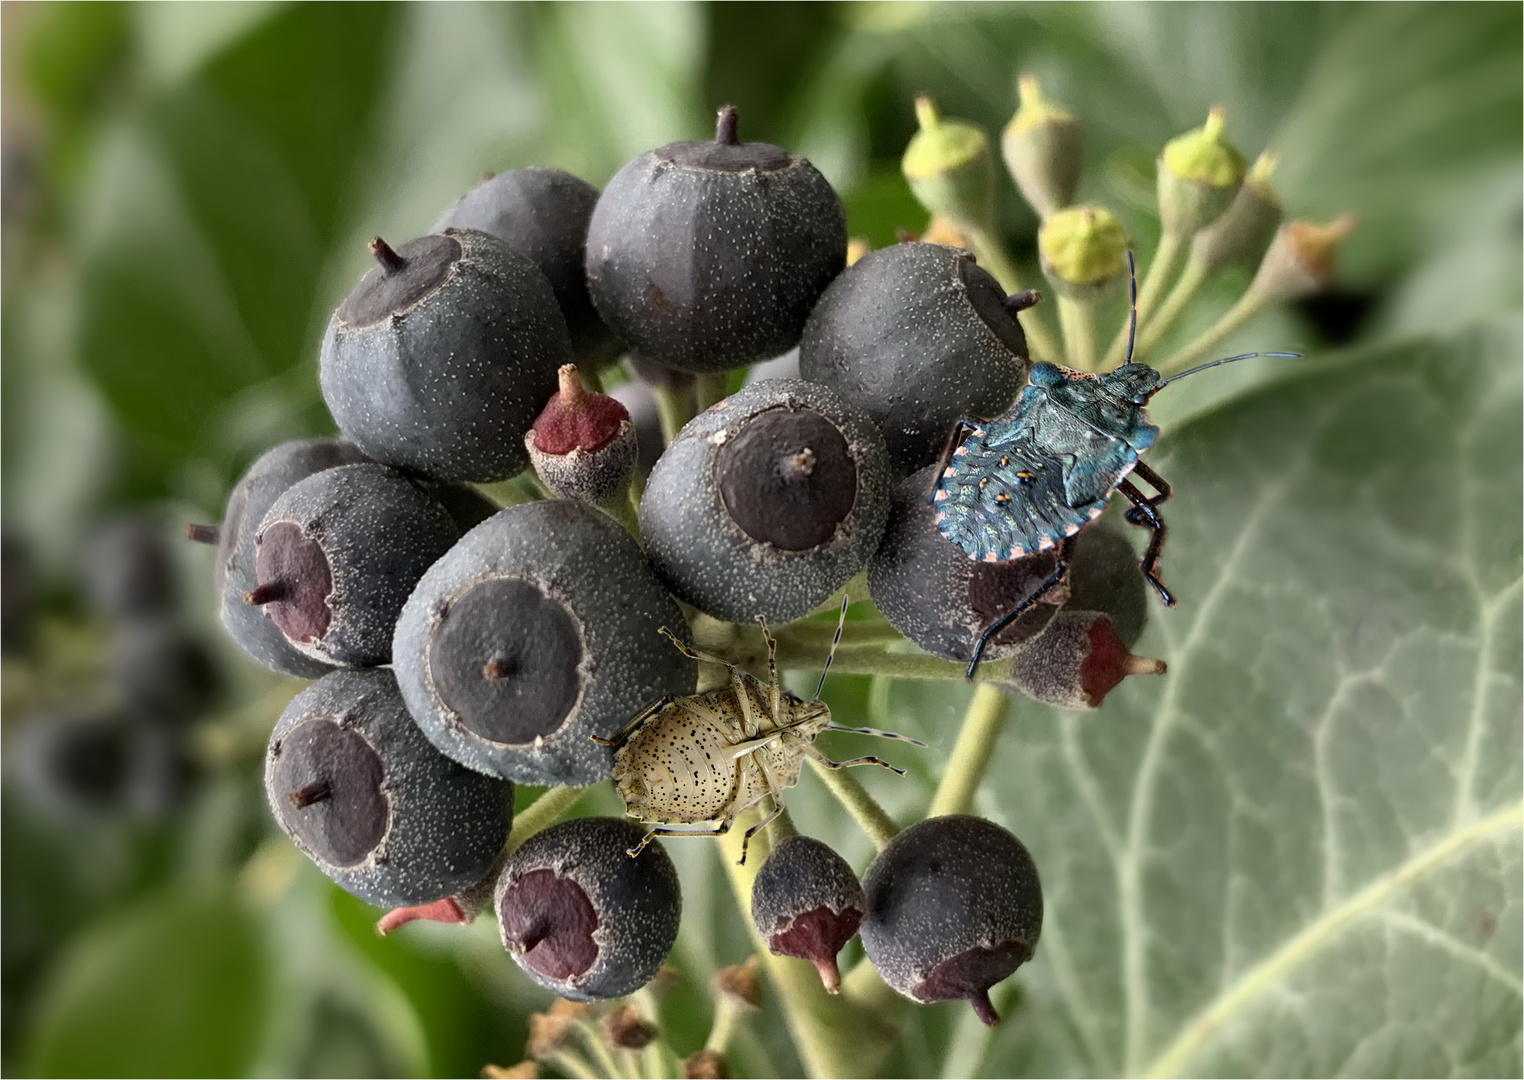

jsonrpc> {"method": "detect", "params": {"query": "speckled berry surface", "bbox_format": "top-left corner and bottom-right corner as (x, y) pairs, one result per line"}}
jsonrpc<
(253, 463), (458, 667)
(215, 437), (371, 678)
(432, 167), (620, 366)
(799, 242), (1030, 475)
(494, 816), (680, 1002)
(639, 378), (890, 624)
(860, 815), (1042, 1025)
(751, 835), (865, 991)
(392, 500), (695, 786)
(868, 466), (1064, 664)
(320, 229), (570, 482)
(264, 669), (513, 908)
(585, 111), (845, 374)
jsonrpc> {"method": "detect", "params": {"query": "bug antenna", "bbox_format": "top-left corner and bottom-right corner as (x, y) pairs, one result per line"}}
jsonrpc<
(813, 595), (850, 701)
(1152, 351), (1302, 393)
(826, 723), (928, 747)
(1124, 248), (1138, 363)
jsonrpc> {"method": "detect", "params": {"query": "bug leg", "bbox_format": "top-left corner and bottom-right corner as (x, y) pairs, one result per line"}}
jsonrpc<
(804, 743), (906, 776)
(1118, 478), (1176, 607)
(927, 419), (976, 504)
(591, 695), (676, 747)
(965, 534), (1076, 678)
(625, 818), (735, 859)
(656, 626), (739, 670)
(738, 801), (784, 866)
(1123, 461), (1172, 525)
(755, 614), (781, 720)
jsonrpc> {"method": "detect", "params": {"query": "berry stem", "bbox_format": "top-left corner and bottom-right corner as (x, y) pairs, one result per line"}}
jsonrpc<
(369, 236), (407, 274)
(1057, 294), (1099, 371)
(244, 581), (290, 606)
(715, 104), (740, 145)
(290, 778), (333, 809)
(482, 657), (517, 679)
(505, 785), (588, 855)
(964, 225), (1064, 364)
(1138, 253), (1209, 355)
(651, 385), (694, 445)
(1107, 230), (1184, 365)
(1159, 284), (1268, 374)
(927, 683), (1011, 817)
(185, 523), (220, 545)
(693, 372), (730, 413)
(806, 760), (900, 849)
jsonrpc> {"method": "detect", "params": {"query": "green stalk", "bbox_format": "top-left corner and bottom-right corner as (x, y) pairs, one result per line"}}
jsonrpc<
(1138, 254), (1208, 355)
(505, 785), (587, 853)
(599, 485), (641, 539)
(1056, 295), (1098, 371)
(807, 760), (900, 849)
(927, 683), (1011, 817)
(1106, 230), (1183, 366)
(694, 372), (730, 412)
(1160, 285), (1268, 374)
(964, 225), (1065, 365)
(716, 813), (898, 1079)
(652, 385), (693, 444)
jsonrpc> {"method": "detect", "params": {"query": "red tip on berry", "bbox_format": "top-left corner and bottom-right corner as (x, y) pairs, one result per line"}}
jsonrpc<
(376, 896), (470, 935)
(531, 364), (630, 456)
(1079, 615), (1167, 707)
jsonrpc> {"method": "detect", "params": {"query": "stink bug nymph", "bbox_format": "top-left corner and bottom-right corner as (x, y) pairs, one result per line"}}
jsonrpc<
(932, 252), (1299, 675)
(594, 599), (924, 865)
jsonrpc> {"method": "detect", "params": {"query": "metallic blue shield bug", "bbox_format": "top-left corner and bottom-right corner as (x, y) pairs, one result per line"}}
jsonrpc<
(932, 252), (1299, 676)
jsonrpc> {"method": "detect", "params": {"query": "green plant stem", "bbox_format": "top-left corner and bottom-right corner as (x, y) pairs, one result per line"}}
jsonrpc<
(652, 385), (693, 444)
(505, 785), (587, 853)
(1138, 253), (1209, 355)
(694, 372), (730, 412)
(1057, 295), (1099, 371)
(927, 683), (1011, 817)
(704, 995), (744, 1056)
(716, 813), (898, 1079)
(599, 485), (641, 539)
(573, 1018), (624, 1079)
(545, 1049), (598, 1080)
(1160, 285), (1268, 374)
(807, 759), (900, 849)
(1107, 230), (1184, 366)
(964, 225), (1064, 365)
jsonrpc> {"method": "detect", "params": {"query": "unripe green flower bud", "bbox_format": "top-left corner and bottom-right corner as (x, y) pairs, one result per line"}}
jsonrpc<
(1248, 214), (1357, 303)
(1001, 75), (1083, 220)
(1157, 106), (1246, 237)
(902, 96), (996, 232)
(1037, 205), (1130, 300)
(1190, 151), (1282, 271)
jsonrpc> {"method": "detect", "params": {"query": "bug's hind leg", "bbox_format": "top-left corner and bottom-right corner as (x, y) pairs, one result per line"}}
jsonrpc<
(657, 626), (737, 670)
(965, 534), (1076, 678)
(1123, 461), (1172, 523)
(737, 801), (784, 866)
(755, 615), (781, 718)
(626, 819), (733, 859)
(1118, 477), (1176, 607)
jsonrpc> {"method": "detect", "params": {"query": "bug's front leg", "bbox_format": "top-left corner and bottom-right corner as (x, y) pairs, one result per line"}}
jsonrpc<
(803, 743), (906, 776)
(625, 819), (733, 859)
(1118, 477), (1176, 607)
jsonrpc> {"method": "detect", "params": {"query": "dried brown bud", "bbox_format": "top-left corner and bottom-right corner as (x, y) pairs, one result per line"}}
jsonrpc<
(711, 956), (763, 1010)
(600, 1003), (657, 1051)
(682, 1049), (729, 1080)
(481, 1063), (538, 1079)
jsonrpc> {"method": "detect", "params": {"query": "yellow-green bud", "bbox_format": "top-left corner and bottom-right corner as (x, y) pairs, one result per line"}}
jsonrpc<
(918, 214), (972, 249)
(1001, 75), (1083, 220)
(846, 237), (872, 266)
(902, 96), (995, 231)
(1157, 106), (1246, 237)
(1248, 214), (1357, 302)
(1190, 151), (1282, 271)
(1038, 204), (1129, 300)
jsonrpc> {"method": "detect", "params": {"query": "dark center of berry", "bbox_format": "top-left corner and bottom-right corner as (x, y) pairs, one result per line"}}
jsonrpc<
(498, 868), (599, 980)
(428, 577), (584, 744)
(336, 234), (462, 328)
(958, 255), (1030, 360)
(251, 522), (333, 645)
(268, 719), (388, 868)
(717, 407), (857, 551)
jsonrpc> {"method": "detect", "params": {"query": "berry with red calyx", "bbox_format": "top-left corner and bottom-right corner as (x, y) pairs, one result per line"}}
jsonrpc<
(265, 668), (513, 908)
(526, 364), (637, 506)
(494, 817), (681, 1002)
(1007, 609), (1165, 709)
(432, 167), (621, 368)
(868, 465), (1065, 664)
(248, 463), (458, 667)
(750, 835), (865, 993)
(319, 230), (570, 482)
(194, 437), (371, 678)
(586, 105), (846, 374)
(860, 815), (1042, 1027)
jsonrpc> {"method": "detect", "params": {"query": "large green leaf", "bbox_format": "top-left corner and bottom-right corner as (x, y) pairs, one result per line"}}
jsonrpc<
(834, 321), (1521, 1077)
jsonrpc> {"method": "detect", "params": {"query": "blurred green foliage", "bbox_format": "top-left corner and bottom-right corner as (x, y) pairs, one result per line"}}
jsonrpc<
(3, 3), (1519, 1078)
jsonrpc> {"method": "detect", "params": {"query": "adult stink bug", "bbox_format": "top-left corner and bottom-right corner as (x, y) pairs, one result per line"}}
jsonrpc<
(593, 599), (924, 865)
(932, 252), (1298, 675)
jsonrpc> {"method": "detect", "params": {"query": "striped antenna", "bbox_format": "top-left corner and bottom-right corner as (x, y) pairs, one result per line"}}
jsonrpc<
(813, 595), (850, 701)
(826, 723), (928, 748)
(1124, 248), (1138, 363)
(1153, 351), (1302, 392)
